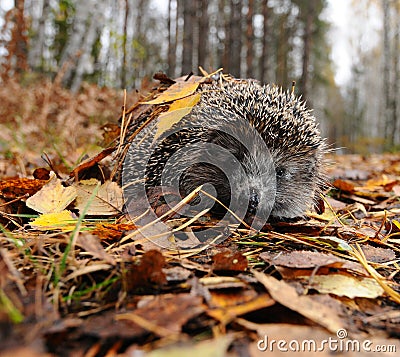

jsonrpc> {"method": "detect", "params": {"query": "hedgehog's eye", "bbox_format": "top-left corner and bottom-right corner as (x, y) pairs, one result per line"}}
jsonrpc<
(276, 167), (285, 178)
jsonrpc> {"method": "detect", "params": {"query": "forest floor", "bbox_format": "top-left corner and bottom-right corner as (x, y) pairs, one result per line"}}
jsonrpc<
(0, 77), (399, 356)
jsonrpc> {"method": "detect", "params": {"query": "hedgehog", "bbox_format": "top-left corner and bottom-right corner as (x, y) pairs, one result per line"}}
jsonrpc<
(120, 78), (326, 226)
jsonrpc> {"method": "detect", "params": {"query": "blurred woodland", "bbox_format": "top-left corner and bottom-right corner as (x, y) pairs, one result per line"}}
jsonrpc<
(0, 0), (400, 153)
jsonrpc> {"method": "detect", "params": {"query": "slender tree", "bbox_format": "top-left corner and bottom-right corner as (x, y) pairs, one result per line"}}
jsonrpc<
(299, 0), (315, 100)
(182, 1), (194, 74)
(383, 0), (392, 147)
(121, 0), (129, 89)
(197, 1), (209, 70)
(229, 0), (242, 76)
(246, 0), (254, 78)
(28, 0), (51, 71)
(167, 0), (177, 76)
(259, 0), (270, 83)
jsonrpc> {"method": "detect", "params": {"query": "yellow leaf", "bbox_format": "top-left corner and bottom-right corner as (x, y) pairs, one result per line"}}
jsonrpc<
(74, 180), (124, 215)
(31, 210), (77, 230)
(26, 173), (77, 214)
(392, 219), (400, 230)
(154, 93), (201, 139)
(142, 81), (200, 105)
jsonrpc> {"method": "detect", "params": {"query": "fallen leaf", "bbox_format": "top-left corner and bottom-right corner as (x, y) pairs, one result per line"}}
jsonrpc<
(116, 293), (205, 337)
(207, 294), (275, 325)
(332, 179), (355, 193)
(126, 250), (167, 291)
(92, 222), (136, 240)
(26, 174), (77, 213)
(142, 81), (200, 105)
(30, 210), (76, 230)
(76, 233), (116, 265)
(146, 335), (233, 357)
(154, 93), (201, 139)
(0, 178), (46, 199)
(252, 271), (344, 333)
(74, 179), (123, 215)
(69, 147), (115, 179)
(304, 274), (384, 299)
(212, 250), (248, 272)
(199, 276), (247, 289)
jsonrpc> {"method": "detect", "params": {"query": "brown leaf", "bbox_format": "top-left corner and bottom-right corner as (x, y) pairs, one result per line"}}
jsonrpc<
(69, 147), (115, 180)
(332, 179), (355, 193)
(116, 293), (205, 337)
(207, 294), (275, 325)
(212, 250), (248, 272)
(0, 177), (46, 199)
(32, 167), (51, 180)
(126, 250), (167, 291)
(76, 233), (116, 265)
(92, 222), (137, 241)
(252, 270), (344, 333)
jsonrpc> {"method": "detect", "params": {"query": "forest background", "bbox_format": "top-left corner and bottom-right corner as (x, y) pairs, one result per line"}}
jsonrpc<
(0, 0), (399, 157)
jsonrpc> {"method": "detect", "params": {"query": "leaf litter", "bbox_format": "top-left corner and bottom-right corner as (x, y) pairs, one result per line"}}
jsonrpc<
(0, 74), (399, 356)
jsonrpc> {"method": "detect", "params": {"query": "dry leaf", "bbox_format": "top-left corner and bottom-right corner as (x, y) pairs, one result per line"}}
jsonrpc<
(75, 233), (116, 265)
(154, 93), (201, 139)
(30, 210), (76, 230)
(304, 274), (384, 299)
(207, 294), (275, 325)
(26, 173), (77, 213)
(146, 335), (233, 357)
(253, 271), (344, 333)
(142, 81), (200, 105)
(74, 179), (123, 215)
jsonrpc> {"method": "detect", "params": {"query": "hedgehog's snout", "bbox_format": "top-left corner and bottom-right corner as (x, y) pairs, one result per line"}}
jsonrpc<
(248, 189), (260, 214)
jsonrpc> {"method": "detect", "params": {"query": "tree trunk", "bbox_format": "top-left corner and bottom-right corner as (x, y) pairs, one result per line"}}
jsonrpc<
(182, 1), (194, 74)
(246, 0), (254, 78)
(167, 0), (177, 76)
(229, 0), (242, 77)
(222, 0), (231, 72)
(121, 0), (129, 89)
(217, 0), (226, 69)
(60, 0), (93, 87)
(276, 11), (289, 87)
(383, 0), (392, 147)
(197, 1), (209, 70)
(392, 1), (399, 144)
(70, 1), (104, 93)
(299, 0), (314, 100)
(28, 0), (51, 71)
(260, 0), (269, 83)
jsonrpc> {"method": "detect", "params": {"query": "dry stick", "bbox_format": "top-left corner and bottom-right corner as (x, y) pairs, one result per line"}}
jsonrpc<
(118, 183), (256, 247)
(115, 89), (127, 158)
(118, 185), (205, 245)
(374, 209), (388, 240)
(116, 313), (176, 338)
(199, 188), (252, 230)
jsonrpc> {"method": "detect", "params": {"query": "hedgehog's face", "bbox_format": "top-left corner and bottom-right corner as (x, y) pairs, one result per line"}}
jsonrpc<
(269, 151), (320, 219)
(232, 147), (320, 222)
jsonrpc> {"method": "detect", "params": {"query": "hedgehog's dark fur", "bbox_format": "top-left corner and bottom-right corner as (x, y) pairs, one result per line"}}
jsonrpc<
(121, 79), (326, 222)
